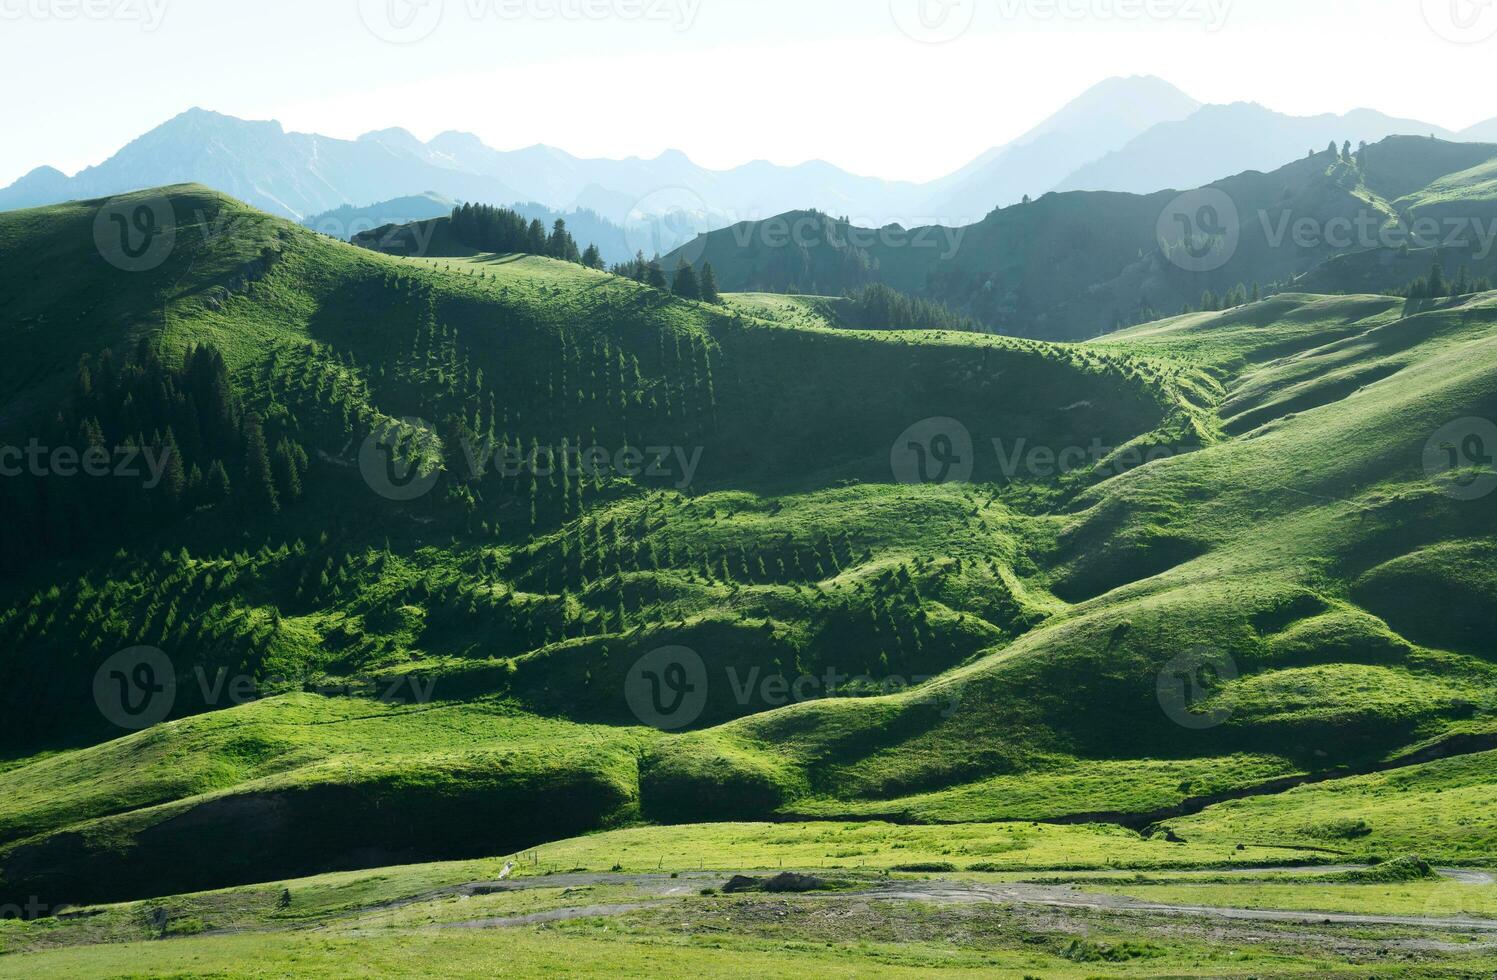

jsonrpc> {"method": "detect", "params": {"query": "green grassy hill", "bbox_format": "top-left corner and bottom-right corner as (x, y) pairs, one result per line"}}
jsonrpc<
(2, 186), (1496, 919)
(666, 136), (1497, 339)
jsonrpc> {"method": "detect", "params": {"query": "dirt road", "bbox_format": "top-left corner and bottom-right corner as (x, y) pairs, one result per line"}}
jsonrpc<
(442, 868), (1497, 935)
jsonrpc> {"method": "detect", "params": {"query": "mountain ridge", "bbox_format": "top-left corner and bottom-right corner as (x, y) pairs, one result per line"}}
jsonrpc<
(6, 79), (1485, 233)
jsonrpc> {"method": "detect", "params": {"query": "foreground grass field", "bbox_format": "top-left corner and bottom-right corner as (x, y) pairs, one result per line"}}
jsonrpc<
(2, 823), (1494, 977)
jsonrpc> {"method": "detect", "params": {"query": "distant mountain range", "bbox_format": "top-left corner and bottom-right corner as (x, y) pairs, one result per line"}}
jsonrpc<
(920, 75), (1204, 221)
(6, 76), (1497, 234)
(1056, 103), (1471, 195)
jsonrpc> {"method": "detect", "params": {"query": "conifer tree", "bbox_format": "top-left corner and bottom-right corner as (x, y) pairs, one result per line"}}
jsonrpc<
(242, 414), (279, 514)
(699, 262), (722, 304)
(187, 463), (204, 505)
(207, 460), (232, 507)
(159, 428), (186, 506)
(548, 219), (580, 262)
(1428, 259), (1447, 297)
(645, 260), (668, 290)
(673, 259), (701, 300)
(273, 438), (304, 501)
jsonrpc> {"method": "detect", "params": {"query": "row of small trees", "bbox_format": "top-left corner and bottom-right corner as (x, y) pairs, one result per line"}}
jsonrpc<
(1196, 283), (1262, 312)
(843, 283), (976, 331)
(610, 252), (723, 303)
(452, 202), (734, 304)
(1404, 260), (1492, 299)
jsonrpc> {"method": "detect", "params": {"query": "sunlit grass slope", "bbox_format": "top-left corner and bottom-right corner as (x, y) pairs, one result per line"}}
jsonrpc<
(2, 187), (1496, 914)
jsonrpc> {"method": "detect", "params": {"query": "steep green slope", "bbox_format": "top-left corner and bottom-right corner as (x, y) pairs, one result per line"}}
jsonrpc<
(3, 187), (1497, 913)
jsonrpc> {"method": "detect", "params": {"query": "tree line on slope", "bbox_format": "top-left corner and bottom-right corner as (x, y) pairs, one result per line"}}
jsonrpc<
(608, 253), (724, 304)
(449, 202), (733, 306)
(1401, 257), (1493, 300)
(842, 283), (979, 332)
(449, 203), (607, 270)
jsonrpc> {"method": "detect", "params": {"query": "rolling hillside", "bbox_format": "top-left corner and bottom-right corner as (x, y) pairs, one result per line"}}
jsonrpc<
(667, 136), (1497, 339)
(2, 186), (1496, 926)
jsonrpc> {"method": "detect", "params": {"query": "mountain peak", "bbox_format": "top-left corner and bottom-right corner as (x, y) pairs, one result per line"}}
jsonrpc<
(160, 107), (284, 134)
(19, 165), (67, 181)
(430, 130), (486, 150)
(1024, 75), (1201, 142)
(359, 127), (421, 145)
(1083, 74), (1194, 97)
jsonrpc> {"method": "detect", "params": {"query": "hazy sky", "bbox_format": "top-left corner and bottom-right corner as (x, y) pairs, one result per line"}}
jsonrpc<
(3, 0), (1495, 186)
